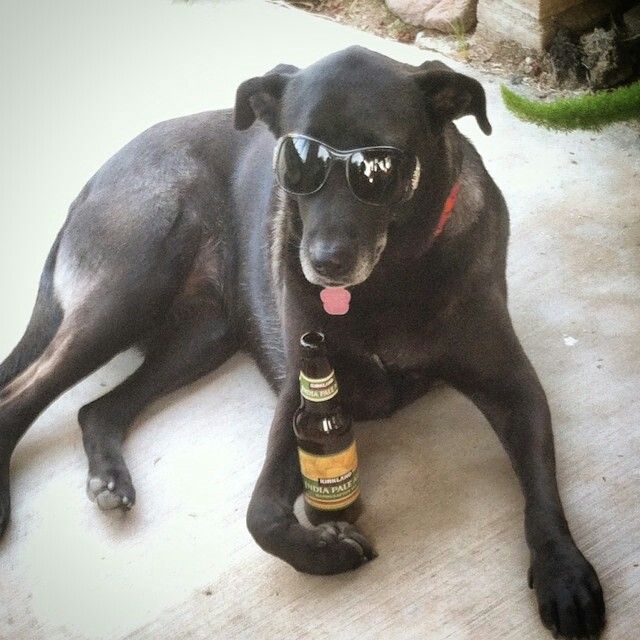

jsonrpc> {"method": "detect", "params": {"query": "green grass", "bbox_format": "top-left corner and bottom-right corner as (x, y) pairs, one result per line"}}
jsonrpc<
(450, 18), (469, 53)
(500, 81), (640, 131)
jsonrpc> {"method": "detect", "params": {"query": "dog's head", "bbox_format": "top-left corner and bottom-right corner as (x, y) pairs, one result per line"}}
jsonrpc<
(234, 47), (491, 288)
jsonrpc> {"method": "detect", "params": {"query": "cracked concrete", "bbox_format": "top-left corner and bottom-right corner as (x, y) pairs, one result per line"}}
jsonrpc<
(0, 1), (638, 639)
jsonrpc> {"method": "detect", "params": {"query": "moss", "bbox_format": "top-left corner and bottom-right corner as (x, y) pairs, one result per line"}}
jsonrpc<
(500, 82), (640, 131)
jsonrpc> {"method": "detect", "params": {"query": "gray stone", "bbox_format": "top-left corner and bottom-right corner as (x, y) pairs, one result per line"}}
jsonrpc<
(385, 0), (477, 34)
(414, 31), (459, 56)
(580, 27), (633, 89)
(623, 3), (640, 37)
(548, 27), (582, 87)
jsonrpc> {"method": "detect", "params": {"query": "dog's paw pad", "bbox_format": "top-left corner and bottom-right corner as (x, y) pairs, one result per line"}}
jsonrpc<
(87, 473), (135, 511)
(315, 521), (377, 562)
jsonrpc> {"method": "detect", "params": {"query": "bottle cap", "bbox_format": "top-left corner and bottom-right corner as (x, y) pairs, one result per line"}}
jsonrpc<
(300, 331), (326, 350)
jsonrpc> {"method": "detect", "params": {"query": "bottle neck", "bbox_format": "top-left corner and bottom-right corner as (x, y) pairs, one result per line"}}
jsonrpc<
(299, 354), (340, 414)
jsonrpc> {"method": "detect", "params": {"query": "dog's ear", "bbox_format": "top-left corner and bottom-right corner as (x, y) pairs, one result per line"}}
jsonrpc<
(234, 64), (299, 134)
(414, 64), (492, 135)
(418, 60), (456, 74)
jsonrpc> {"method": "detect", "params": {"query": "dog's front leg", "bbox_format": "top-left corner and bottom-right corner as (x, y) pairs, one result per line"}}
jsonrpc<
(445, 299), (605, 639)
(246, 374), (376, 575)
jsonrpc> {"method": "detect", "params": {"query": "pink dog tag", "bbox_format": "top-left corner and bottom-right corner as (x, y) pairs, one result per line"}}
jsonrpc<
(320, 287), (351, 315)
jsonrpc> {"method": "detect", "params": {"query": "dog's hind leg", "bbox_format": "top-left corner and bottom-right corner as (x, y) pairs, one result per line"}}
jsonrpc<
(79, 290), (237, 510)
(0, 206), (204, 537)
(0, 235), (64, 391)
(0, 308), (150, 536)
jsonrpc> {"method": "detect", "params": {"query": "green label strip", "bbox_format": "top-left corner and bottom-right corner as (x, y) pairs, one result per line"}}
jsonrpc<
(299, 370), (339, 402)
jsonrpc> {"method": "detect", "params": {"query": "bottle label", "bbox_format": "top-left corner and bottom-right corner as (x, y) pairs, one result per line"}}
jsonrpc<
(298, 441), (360, 511)
(299, 370), (339, 402)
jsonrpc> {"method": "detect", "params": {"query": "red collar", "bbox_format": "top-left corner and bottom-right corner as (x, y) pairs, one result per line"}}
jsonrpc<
(433, 182), (460, 238)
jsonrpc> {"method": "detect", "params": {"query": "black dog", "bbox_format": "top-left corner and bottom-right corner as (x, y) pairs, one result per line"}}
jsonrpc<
(0, 47), (604, 638)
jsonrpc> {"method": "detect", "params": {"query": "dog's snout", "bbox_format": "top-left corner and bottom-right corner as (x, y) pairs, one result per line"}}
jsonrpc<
(308, 239), (356, 280)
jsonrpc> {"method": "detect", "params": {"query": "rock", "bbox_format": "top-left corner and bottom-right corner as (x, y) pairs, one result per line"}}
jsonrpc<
(520, 61), (533, 74)
(623, 3), (640, 37)
(530, 59), (543, 77)
(414, 31), (459, 56)
(386, 0), (477, 34)
(518, 54), (541, 76)
(580, 27), (633, 89)
(548, 27), (582, 87)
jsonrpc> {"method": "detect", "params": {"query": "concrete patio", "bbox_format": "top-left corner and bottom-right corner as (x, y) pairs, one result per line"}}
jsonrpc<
(0, 1), (638, 638)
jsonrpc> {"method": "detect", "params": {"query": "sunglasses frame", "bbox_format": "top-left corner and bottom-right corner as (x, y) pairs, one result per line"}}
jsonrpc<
(272, 133), (421, 207)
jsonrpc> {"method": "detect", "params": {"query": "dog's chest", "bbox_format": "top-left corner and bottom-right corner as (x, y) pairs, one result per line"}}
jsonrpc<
(373, 323), (440, 373)
(338, 304), (445, 373)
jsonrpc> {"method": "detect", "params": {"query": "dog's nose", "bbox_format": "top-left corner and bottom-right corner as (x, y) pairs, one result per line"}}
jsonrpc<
(309, 240), (356, 280)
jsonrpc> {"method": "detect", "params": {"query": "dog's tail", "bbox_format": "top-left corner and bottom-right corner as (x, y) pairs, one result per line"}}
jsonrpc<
(0, 233), (64, 391)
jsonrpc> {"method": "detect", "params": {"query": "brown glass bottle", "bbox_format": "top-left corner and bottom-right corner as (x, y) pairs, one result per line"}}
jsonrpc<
(293, 331), (362, 525)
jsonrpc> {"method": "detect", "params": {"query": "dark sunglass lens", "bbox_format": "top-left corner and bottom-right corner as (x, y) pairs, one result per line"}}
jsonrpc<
(276, 136), (331, 195)
(347, 150), (412, 205)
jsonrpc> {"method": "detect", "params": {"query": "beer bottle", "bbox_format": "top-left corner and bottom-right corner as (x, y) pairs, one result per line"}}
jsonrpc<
(293, 331), (361, 525)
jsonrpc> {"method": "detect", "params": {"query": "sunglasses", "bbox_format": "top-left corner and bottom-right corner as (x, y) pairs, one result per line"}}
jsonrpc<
(273, 133), (421, 206)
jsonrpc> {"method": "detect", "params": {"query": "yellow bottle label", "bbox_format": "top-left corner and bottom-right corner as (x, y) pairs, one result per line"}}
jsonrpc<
(298, 441), (360, 511)
(299, 370), (339, 402)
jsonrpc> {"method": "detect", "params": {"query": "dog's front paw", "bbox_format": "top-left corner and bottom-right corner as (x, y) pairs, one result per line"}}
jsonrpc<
(529, 543), (605, 639)
(295, 521), (377, 575)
